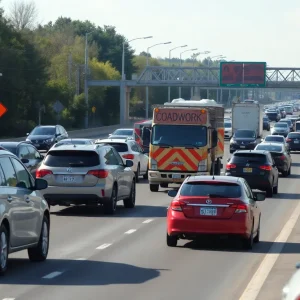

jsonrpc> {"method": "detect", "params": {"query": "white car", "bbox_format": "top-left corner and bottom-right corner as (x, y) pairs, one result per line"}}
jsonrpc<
(282, 263), (300, 299)
(224, 120), (232, 139)
(95, 137), (148, 182)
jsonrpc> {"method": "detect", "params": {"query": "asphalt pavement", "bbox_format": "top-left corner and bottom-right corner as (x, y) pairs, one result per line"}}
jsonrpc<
(1, 128), (300, 300)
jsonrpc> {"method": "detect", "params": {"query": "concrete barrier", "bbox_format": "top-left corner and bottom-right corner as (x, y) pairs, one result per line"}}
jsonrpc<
(0, 121), (136, 142)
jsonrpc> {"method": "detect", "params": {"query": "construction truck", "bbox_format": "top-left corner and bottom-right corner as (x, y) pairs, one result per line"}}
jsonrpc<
(148, 98), (224, 192)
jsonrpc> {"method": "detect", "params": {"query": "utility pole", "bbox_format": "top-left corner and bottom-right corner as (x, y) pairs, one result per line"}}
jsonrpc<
(76, 65), (80, 95)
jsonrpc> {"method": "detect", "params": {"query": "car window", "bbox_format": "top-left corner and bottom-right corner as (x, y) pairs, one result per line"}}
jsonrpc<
(0, 157), (17, 187)
(287, 133), (300, 138)
(130, 142), (139, 152)
(11, 158), (32, 189)
(104, 148), (119, 165)
(264, 136), (284, 142)
(0, 164), (6, 186)
(31, 127), (55, 135)
(232, 153), (268, 164)
(255, 144), (282, 152)
(105, 143), (128, 152)
(27, 145), (41, 159)
(111, 147), (124, 165)
(243, 180), (253, 199)
(44, 150), (100, 167)
(19, 145), (30, 159)
(180, 182), (241, 198)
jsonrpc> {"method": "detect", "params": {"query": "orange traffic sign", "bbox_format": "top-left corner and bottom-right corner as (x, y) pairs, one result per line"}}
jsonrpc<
(0, 103), (7, 118)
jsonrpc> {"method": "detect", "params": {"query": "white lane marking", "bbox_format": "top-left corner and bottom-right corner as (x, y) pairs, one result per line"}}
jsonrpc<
(3, 298), (15, 300)
(75, 258), (86, 260)
(96, 243), (112, 250)
(239, 200), (300, 300)
(124, 229), (136, 234)
(42, 271), (63, 279)
(142, 219), (153, 224)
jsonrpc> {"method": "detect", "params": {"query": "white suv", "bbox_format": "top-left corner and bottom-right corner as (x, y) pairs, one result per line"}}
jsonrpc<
(95, 138), (148, 182)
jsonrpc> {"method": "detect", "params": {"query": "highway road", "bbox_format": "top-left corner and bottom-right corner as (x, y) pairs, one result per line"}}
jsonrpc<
(1, 128), (300, 300)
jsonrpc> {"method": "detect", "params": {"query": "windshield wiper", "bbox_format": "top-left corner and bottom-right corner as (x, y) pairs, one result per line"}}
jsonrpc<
(183, 144), (200, 149)
(207, 194), (227, 198)
(156, 143), (173, 148)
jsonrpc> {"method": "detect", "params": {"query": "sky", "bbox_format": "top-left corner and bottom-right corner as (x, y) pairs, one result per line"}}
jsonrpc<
(2, 0), (300, 66)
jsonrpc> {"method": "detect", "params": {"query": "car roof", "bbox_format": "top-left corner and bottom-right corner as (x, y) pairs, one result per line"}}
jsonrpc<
(48, 144), (102, 152)
(114, 128), (133, 131)
(186, 175), (241, 184)
(96, 138), (132, 144)
(0, 149), (17, 156)
(257, 142), (283, 147)
(34, 125), (56, 128)
(0, 141), (31, 147)
(58, 138), (91, 141)
(265, 135), (284, 138)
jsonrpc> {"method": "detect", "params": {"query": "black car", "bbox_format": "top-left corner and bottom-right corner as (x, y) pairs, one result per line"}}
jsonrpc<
(226, 150), (279, 197)
(26, 125), (68, 151)
(255, 143), (291, 177)
(230, 129), (260, 153)
(263, 116), (270, 131)
(265, 110), (280, 122)
(0, 141), (44, 177)
(286, 132), (300, 151)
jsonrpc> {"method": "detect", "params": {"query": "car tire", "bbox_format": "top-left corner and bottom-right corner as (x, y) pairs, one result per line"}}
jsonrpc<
(254, 217), (260, 243)
(273, 184), (278, 194)
(282, 169), (288, 177)
(266, 184), (273, 197)
(288, 166), (291, 175)
(150, 184), (159, 192)
(135, 165), (140, 183)
(0, 224), (9, 275)
(123, 180), (136, 209)
(28, 215), (49, 262)
(103, 185), (118, 215)
(143, 167), (148, 179)
(166, 233), (177, 247)
(243, 223), (254, 250)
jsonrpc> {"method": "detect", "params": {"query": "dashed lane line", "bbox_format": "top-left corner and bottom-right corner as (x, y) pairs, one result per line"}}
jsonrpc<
(239, 199), (300, 300)
(124, 229), (137, 234)
(3, 298), (15, 300)
(142, 219), (153, 224)
(42, 271), (64, 279)
(96, 243), (112, 250)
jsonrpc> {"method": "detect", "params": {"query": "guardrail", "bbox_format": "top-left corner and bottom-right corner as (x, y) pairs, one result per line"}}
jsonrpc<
(0, 121), (136, 142)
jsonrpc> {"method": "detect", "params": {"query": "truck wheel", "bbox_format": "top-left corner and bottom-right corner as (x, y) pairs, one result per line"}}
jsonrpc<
(150, 184), (159, 192)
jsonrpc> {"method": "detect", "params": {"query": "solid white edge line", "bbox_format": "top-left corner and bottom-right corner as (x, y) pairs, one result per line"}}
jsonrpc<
(75, 258), (87, 260)
(142, 219), (153, 224)
(96, 243), (112, 250)
(239, 200), (300, 300)
(124, 229), (136, 234)
(42, 271), (63, 279)
(3, 298), (15, 300)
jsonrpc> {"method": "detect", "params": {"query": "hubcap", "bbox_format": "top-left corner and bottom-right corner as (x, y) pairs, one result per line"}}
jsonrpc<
(0, 231), (7, 269)
(42, 222), (48, 256)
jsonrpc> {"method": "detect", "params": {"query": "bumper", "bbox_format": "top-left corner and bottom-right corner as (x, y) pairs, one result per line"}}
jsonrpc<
(31, 143), (52, 151)
(288, 144), (300, 150)
(225, 173), (271, 190)
(167, 210), (251, 239)
(42, 184), (110, 206)
(148, 170), (210, 184)
(230, 143), (256, 152)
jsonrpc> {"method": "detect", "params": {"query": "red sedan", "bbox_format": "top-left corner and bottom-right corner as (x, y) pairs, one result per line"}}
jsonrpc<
(166, 176), (265, 249)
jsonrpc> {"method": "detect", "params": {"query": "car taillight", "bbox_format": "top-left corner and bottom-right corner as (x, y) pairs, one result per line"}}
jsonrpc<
(87, 170), (109, 178)
(231, 204), (248, 213)
(122, 154), (134, 159)
(226, 163), (236, 170)
(171, 200), (183, 211)
(259, 165), (272, 171)
(36, 169), (53, 178)
(286, 138), (291, 142)
(280, 155), (285, 160)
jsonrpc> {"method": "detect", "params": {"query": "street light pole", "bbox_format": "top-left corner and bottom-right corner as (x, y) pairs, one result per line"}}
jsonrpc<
(168, 45), (187, 102)
(179, 48), (197, 98)
(84, 32), (91, 129)
(120, 36), (152, 126)
(145, 41), (172, 118)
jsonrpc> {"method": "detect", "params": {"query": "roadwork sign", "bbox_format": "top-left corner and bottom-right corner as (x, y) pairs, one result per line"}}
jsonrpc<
(0, 102), (8, 118)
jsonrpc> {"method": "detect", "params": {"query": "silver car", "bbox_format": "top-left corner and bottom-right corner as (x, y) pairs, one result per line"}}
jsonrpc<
(36, 144), (136, 214)
(0, 149), (50, 274)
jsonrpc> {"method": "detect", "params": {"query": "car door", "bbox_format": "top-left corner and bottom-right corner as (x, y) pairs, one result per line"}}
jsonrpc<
(10, 157), (40, 245)
(112, 147), (131, 196)
(26, 145), (43, 178)
(104, 147), (125, 198)
(0, 156), (35, 247)
(135, 142), (148, 173)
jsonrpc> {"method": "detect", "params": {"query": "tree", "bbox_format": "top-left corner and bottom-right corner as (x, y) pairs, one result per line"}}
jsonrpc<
(8, 0), (37, 30)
